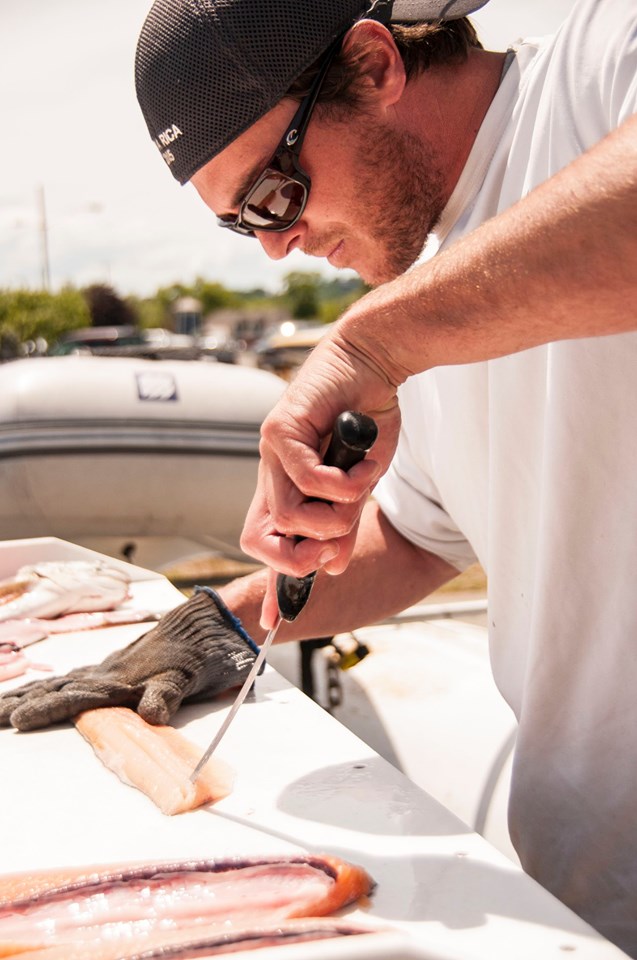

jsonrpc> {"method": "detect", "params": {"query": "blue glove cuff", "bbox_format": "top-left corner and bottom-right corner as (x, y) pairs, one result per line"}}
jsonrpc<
(194, 586), (262, 661)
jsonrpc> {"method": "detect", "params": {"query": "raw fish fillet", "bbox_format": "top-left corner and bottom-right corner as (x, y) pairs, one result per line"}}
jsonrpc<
(74, 707), (234, 815)
(0, 645), (51, 683)
(0, 610), (158, 645)
(0, 921), (375, 959)
(0, 562), (130, 622)
(0, 611), (159, 683)
(31, 608), (158, 633)
(0, 856), (374, 958)
(0, 622), (48, 649)
(0, 922), (374, 958)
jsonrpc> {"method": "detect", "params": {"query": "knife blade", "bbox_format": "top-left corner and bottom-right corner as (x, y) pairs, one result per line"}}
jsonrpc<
(189, 410), (378, 783)
(188, 617), (281, 782)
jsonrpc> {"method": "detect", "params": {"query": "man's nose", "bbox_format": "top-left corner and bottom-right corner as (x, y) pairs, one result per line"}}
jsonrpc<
(255, 223), (304, 260)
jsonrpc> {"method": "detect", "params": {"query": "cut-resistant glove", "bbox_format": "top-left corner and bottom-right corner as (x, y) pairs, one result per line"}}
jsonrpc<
(0, 587), (261, 731)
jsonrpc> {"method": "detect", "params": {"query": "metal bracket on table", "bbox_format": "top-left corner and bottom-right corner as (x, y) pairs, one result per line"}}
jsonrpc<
(299, 635), (371, 712)
(299, 638), (334, 705)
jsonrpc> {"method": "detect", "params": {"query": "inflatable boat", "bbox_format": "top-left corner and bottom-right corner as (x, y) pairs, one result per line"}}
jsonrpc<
(0, 355), (285, 570)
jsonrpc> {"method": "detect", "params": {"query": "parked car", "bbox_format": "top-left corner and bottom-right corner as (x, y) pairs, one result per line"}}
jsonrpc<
(254, 323), (333, 380)
(49, 326), (202, 361)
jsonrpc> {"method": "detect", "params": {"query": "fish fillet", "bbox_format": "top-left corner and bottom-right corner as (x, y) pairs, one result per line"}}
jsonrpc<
(74, 707), (234, 815)
(0, 922), (374, 959)
(0, 651), (51, 684)
(0, 610), (158, 644)
(0, 856), (374, 958)
(0, 562), (131, 623)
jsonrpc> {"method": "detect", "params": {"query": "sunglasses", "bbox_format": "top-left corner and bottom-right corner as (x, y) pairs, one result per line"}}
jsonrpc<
(217, 34), (343, 238)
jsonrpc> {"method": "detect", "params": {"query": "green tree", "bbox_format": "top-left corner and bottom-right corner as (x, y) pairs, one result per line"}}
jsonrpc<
(192, 278), (240, 314)
(154, 282), (192, 315)
(282, 271), (321, 320)
(127, 295), (168, 329)
(0, 287), (89, 348)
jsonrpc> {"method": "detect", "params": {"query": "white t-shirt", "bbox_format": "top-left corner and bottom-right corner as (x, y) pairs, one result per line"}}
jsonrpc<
(374, 0), (637, 952)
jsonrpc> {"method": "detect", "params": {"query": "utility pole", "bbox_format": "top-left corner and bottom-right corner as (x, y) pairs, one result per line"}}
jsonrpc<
(37, 185), (51, 290)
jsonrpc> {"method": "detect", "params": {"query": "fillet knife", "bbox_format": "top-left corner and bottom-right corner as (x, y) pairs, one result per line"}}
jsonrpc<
(189, 410), (378, 783)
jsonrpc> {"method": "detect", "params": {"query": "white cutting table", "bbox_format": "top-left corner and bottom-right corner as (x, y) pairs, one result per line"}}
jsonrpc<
(0, 538), (629, 960)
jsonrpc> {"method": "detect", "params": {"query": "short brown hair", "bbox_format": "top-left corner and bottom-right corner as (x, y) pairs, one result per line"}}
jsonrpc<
(287, 18), (482, 108)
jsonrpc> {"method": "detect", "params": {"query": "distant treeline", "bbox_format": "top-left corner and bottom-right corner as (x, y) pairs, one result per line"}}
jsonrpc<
(0, 272), (367, 356)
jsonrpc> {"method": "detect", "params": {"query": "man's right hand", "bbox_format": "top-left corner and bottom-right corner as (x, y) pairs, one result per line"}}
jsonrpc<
(240, 319), (404, 629)
(0, 589), (259, 731)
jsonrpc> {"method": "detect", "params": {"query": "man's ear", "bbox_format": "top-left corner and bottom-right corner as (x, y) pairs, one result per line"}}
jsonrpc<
(341, 19), (406, 106)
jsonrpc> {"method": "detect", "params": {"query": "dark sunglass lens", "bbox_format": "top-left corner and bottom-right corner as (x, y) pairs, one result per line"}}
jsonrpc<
(242, 172), (306, 229)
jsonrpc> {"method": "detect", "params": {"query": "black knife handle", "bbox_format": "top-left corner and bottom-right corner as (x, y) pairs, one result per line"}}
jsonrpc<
(276, 411), (378, 623)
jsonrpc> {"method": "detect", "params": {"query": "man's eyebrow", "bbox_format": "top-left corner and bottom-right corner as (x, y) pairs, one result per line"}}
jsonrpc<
(228, 154), (272, 209)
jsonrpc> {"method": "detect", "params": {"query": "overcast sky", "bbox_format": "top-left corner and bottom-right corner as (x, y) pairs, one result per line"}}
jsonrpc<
(1, 0), (576, 297)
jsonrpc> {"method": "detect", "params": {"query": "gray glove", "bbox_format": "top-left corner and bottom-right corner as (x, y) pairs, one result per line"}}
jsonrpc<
(0, 588), (261, 731)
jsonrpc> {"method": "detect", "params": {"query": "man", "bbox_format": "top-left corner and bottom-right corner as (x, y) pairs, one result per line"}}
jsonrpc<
(2, 0), (636, 952)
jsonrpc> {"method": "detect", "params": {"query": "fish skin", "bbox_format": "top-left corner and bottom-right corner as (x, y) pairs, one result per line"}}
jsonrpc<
(123, 921), (373, 959)
(74, 707), (234, 815)
(0, 857), (374, 959)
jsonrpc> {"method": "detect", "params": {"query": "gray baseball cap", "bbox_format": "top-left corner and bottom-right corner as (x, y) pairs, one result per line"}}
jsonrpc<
(135, 0), (489, 185)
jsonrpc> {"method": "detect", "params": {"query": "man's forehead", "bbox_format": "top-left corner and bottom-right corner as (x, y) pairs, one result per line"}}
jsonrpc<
(191, 99), (295, 210)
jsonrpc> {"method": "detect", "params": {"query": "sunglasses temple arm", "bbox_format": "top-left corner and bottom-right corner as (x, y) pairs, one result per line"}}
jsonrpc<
(283, 33), (344, 153)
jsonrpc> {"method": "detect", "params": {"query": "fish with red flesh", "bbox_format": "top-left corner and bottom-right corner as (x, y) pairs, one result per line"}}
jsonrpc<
(0, 856), (374, 958)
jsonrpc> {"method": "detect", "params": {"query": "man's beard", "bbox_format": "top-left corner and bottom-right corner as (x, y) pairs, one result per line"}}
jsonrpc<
(303, 117), (446, 286)
(357, 120), (447, 285)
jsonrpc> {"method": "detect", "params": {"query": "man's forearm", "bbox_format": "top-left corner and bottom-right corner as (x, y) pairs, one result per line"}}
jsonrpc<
(238, 116), (637, 595)
(220, 501), (458, 643)
(340, 114), (637, 383)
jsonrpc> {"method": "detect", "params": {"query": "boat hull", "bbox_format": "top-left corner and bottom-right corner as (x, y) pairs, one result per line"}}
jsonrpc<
(0, 356), (285, 568)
